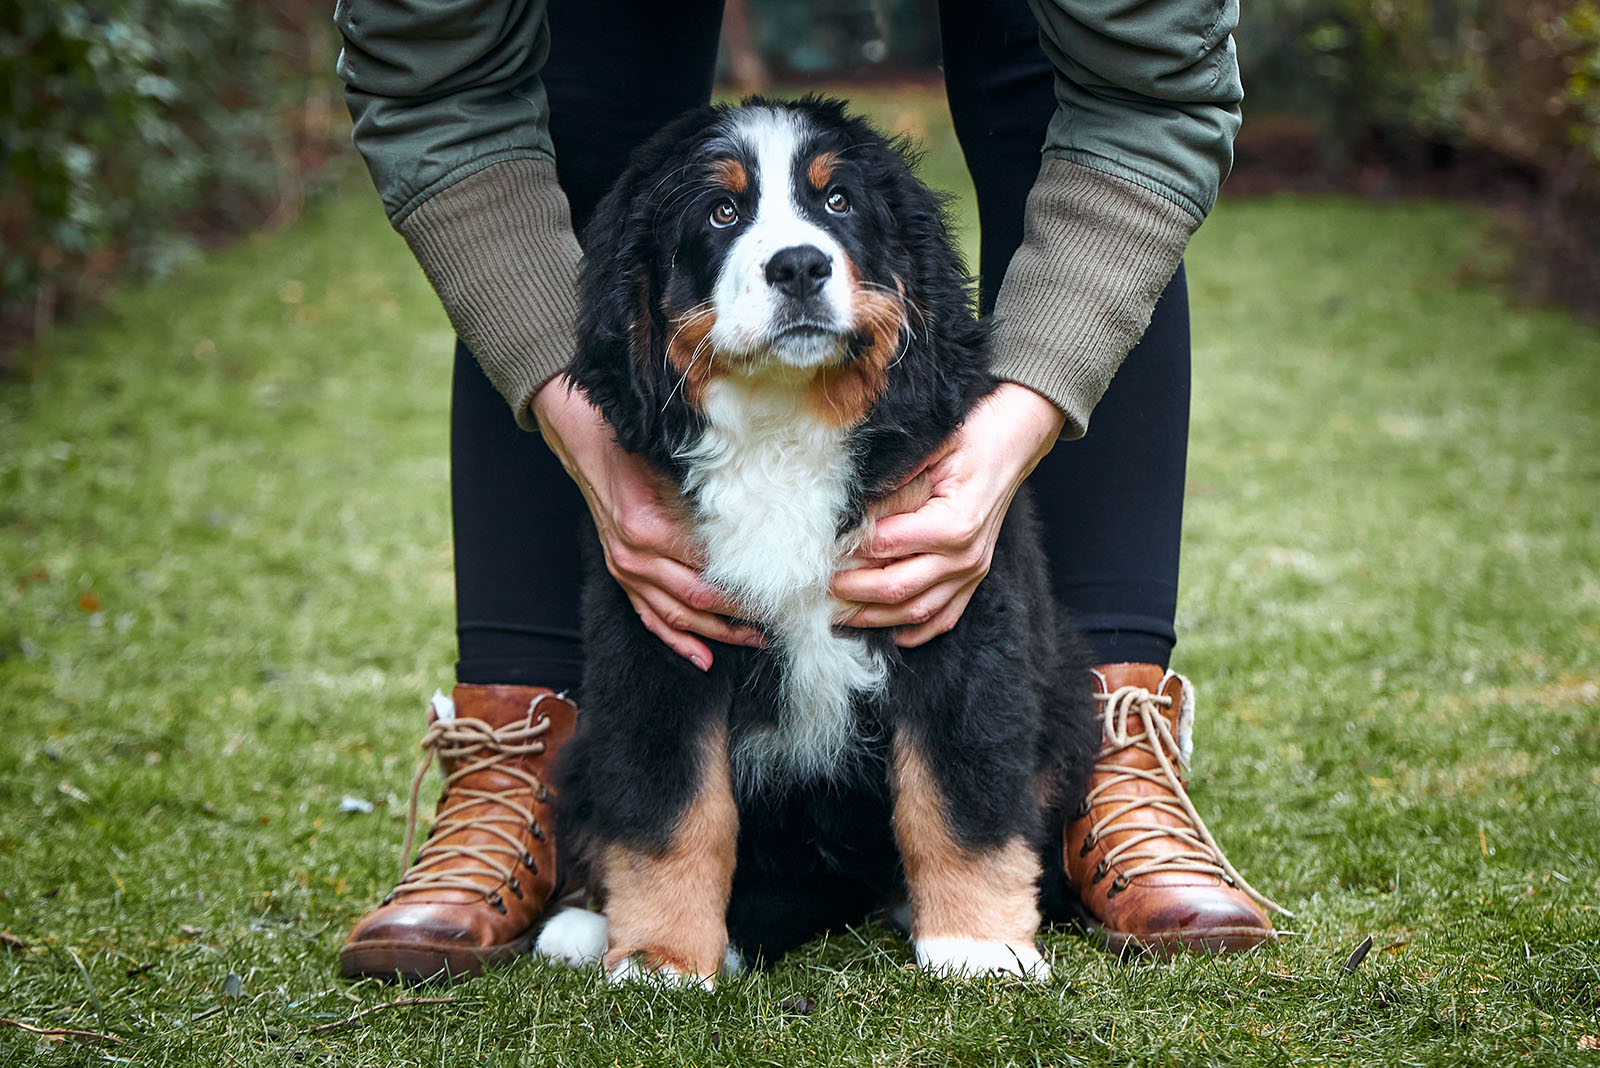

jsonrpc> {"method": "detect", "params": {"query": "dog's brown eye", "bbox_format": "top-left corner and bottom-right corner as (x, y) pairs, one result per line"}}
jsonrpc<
(710, 199), (739, 228)
(825, 188), (850, 215)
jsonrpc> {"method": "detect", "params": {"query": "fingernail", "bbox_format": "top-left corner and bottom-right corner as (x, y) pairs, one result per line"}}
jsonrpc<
(689, 653), (710, 671)
(744, 633), (765, 649)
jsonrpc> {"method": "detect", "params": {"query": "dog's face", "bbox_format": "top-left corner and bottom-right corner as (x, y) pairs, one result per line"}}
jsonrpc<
(572, 98), (986, 467)
(693, 106), (886, 373)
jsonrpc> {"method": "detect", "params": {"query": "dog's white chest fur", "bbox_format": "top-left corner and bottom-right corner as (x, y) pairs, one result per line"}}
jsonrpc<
(680, 375), (887, 785)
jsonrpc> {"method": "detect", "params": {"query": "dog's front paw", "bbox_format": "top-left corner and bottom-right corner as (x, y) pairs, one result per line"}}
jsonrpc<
(535, 905), (608, 969)
(605, 948), (717, 991)
(914, 937), (1051, 981)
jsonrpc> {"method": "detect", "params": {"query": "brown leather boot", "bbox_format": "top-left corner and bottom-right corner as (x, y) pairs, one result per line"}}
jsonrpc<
(1064, 663), (1289, 957)
(340, 684), (577, 981)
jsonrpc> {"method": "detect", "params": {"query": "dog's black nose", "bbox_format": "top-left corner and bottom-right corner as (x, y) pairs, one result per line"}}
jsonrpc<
(765, 245), (832, 299)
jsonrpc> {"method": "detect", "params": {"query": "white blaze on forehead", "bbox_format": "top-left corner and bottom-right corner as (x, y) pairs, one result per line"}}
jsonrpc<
(707, 107), (855, 365)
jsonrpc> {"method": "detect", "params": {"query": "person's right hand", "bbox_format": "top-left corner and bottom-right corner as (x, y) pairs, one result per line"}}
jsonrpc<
(531, 377), (762, 671)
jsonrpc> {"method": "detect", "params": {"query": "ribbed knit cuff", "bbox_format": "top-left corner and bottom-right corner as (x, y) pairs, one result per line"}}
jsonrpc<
(398, 159), (581, 430)
(990, 159), (1196, 440)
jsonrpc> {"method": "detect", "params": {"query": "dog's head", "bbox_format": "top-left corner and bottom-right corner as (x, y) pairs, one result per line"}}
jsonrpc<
(568, 97), (990, 475)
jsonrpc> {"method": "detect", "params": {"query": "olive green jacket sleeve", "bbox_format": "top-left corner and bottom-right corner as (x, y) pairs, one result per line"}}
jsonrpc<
(333, 0), (1240, 437)
(992, 0), (1243, 437)
(334, 0), (578, 429)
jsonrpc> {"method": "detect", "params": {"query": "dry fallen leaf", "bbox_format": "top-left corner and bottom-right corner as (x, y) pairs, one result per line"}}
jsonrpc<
(77, 592), (101, 613)
(778, 996), (816, 1016)
(1579, 1035), (1599, 1050)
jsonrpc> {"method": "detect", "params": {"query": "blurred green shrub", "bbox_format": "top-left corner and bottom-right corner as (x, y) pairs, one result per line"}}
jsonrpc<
(1238, 0), (1600, 313)
(1240, 0), (1600, 183)
(0, 0), (345, 349)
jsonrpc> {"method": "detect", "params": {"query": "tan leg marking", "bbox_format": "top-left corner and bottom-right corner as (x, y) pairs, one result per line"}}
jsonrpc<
(601, 727), (738, 980)
(891, 737), (1042, 944)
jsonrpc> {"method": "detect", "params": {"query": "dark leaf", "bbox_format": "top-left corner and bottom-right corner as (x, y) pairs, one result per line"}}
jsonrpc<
(1343, 934), (1373, 972)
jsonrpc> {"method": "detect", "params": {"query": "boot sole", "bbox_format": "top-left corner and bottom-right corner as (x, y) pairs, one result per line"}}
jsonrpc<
(1095, 924), (1272, 959)
(339, 930), (538, 984)
(1059, 894), (1271, 958)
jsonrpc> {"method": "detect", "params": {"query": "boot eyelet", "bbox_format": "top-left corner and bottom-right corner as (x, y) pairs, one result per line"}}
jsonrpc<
(530, 821), (545, 841)
(1106, 874), (1130, 898)
(381, 892), (395, 906)
(536, 786), (551, 803)
(1075, 798), (1091, 819)
(488, 893), (507, 914)
(508, 877), (522, 899)
(520, 852), (536, 869)
(1079, 834), (1095, 858)
(1092, 859), (1108, 884)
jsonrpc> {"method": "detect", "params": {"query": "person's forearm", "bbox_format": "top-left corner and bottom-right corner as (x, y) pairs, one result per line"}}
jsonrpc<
(996, 0), (1242, 439)
(988, 161), (1193, 438)
(335, 0), (579, 427)
(402, 161), (581, 427)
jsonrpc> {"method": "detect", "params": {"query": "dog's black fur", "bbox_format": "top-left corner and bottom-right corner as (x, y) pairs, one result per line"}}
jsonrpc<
(555, 97), (1097, 964)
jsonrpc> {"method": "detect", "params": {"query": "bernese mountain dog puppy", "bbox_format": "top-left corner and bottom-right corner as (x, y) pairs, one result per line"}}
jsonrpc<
(535, 97), (1097, 986)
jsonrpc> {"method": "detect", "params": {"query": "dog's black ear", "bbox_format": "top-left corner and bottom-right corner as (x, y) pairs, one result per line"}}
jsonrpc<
(851, 127), (993, 487)
(567, 164), (668, 457)
(567, 107), (723, 460)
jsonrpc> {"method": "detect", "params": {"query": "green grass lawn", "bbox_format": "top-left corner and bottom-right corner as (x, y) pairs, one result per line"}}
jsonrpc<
(3, 89), (1599, 1066)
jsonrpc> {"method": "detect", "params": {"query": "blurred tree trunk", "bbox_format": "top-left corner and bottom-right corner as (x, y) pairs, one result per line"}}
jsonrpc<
(721, 0), (769, 92)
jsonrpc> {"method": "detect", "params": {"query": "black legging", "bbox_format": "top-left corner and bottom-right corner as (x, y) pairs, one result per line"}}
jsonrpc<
(452, 0), (1190, 696)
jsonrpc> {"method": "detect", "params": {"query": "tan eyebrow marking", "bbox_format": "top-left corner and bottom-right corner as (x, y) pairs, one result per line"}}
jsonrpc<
(709, 158), (748, 193)
(808, 151), (839, 189)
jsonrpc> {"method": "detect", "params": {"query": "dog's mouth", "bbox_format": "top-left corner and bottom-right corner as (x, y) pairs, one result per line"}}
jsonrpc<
(758, 316), (849, 368)
(773, 321), (839, 342)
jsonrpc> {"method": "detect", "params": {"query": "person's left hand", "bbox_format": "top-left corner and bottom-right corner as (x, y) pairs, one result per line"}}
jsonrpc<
(831, 382), (1066, 647)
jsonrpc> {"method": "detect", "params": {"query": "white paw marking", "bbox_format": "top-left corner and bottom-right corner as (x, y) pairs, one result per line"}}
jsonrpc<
(914, 937), (1052, 981)
(606, 953), (716, 991)
(534, 906), (607, 968)
(723, 943), (747, 977)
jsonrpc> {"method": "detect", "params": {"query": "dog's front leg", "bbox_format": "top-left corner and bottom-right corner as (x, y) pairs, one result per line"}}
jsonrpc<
(600, 722), (737, 988)
(890, 728), (1049, 980)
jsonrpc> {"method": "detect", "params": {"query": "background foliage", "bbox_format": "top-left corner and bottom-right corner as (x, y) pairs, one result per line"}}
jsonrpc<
(2, 0), (1598, 354)
(0, 0), (345, 354)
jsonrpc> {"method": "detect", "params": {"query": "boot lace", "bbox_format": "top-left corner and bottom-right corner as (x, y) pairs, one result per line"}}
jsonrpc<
(389, 694), (558, 907)
(1084, 685), (1290, 917)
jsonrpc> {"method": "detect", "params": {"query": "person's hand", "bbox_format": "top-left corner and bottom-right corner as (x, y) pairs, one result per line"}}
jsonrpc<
(532, 378), (762, 670)
(831, 382), (1066, 647)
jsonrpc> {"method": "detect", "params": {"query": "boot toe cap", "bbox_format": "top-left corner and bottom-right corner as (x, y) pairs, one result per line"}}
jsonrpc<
(1102, 883), (1274, 956)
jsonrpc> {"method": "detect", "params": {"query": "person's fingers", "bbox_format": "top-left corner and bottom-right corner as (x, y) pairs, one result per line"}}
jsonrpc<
(627, 593), (714, 670)
(624, 556), (759, 647)
(838, 575), (970, 630)
(613, 498), (702, 568)
(891, 578), (980, 648)
(651, 557), (745, 619)
(830, 552), (948, 605)
(635, 581), (764, 651)
(861, 501), (982, 560)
